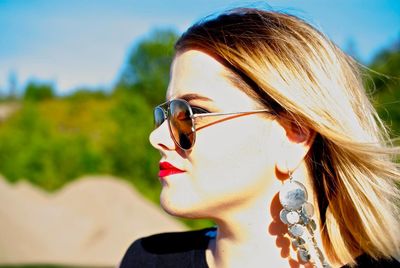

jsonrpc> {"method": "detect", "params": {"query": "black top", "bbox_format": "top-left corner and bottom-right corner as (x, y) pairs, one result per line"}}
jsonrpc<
(120, 227), (400, 268)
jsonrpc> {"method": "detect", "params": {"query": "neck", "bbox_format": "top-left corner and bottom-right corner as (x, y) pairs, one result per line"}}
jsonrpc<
(205, 165), (329, 268)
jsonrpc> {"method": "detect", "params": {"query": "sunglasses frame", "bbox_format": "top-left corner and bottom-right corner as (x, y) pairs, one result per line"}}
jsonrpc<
(154, 98), (274, 150)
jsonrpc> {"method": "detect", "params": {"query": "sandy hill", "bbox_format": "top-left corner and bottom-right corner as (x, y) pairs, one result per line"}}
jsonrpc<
(0, 176), (186, 266)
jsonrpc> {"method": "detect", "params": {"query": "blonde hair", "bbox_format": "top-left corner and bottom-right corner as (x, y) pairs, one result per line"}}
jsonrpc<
(175, 8), (400, 266)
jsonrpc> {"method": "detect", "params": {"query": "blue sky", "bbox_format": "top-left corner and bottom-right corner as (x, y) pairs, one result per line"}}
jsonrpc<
(0, 0), (399, 95)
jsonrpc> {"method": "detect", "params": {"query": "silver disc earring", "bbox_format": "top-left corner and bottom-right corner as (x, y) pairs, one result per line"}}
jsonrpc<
(279, 172), (331, 268)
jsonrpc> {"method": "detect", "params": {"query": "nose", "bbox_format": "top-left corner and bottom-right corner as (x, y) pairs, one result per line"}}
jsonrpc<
(149, 121), (176, 151)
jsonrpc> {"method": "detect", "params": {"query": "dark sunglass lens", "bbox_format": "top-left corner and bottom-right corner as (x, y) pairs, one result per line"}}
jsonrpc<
(154, 107), (165, 128)
(169, 100), (195, 150)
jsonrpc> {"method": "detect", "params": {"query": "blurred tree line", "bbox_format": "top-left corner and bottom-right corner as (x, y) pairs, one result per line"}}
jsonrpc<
(0, 28), (399, 229)
(0, 29), (177, 204)
(365, 40), (400, 137)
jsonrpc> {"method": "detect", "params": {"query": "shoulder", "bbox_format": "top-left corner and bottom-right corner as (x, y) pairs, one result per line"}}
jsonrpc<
(119, 227), (216, 268)
(341, 253), (400, 268)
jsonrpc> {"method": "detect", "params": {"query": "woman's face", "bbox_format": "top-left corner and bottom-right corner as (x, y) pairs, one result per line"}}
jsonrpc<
(149, 49), (286, 219)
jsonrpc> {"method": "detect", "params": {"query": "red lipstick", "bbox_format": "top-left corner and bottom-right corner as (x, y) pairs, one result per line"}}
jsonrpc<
(159, 162), (185, 178)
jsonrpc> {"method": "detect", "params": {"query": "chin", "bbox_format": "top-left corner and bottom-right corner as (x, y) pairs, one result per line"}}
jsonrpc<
(159, 190), (210, 219)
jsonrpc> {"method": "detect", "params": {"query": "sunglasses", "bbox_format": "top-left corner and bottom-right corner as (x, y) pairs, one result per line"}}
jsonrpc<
(154, 98), (274, 150)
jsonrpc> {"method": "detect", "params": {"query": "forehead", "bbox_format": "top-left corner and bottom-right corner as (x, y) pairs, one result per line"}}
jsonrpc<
(167, 50), (257, 110)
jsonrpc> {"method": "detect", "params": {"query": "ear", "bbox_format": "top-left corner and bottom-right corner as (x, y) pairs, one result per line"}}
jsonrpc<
(275, 118), (315, 174)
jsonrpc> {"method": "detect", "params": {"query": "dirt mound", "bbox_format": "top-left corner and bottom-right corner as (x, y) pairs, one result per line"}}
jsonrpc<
(0, 176), (186, 266)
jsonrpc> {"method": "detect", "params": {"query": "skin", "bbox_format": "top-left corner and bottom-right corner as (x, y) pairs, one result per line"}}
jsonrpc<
(149, 49), (318, 268)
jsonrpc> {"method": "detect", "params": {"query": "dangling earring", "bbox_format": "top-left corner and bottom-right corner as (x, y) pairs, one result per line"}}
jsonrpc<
(279, 171), (331, 268)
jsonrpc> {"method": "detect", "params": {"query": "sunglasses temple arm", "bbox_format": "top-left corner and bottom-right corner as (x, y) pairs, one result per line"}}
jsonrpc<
(192, 109), (272, 118)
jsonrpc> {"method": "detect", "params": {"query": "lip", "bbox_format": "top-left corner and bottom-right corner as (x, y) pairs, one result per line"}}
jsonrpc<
(159, 161), (185, 178)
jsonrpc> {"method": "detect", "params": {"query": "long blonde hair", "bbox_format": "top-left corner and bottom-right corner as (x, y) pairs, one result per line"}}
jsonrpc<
(175, 8), (400, 266)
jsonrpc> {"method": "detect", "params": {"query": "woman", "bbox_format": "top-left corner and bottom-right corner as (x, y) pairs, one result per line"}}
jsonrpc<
(120, 8), (400, 268)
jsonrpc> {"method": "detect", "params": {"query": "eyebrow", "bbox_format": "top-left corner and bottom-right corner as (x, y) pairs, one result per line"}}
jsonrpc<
(176, 93), (213, 102)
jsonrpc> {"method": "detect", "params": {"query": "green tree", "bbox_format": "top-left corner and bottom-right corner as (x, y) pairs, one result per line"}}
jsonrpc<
(366, 39), (400, 137)
(24, 81), (55, 101)
(0, 101), (111, 190)
(117, 29), (178, 106)
(66, 88), (108, 101)
(107, 90), (160, 201)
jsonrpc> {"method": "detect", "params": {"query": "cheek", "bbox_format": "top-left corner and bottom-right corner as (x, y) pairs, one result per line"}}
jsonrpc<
(195, 116), (275, 162)
(192, 118), (279, 195)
